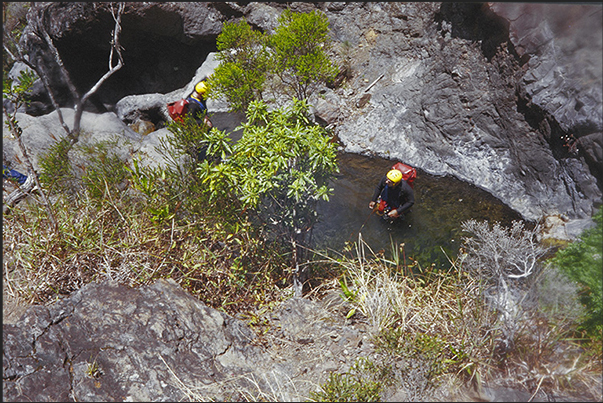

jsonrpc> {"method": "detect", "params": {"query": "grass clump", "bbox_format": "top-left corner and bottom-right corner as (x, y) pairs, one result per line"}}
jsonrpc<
(2, 127), (291, 314)
(309, 357), (391, 402)
(312, 223), (602, 401)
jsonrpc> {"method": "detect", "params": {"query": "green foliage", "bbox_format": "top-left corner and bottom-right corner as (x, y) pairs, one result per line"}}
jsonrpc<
(77, 140), (130, 201)
(3, 69), (37, 139)
(38, 136), (130, 203)
(375, 328), (469, 382)
(548, 208), (603, 340)
(209, 19), (270, 112)
(38, 138), (76, 194)
(309, 357), (391, 402)
(270, 9), (338, 100)
(197, 98), (338, 242)
(208, 9), (338, 112)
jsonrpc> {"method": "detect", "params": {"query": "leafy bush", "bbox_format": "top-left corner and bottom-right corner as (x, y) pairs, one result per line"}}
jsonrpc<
(207, 8), (338, 111)
(38, 137), (77, 194)
(198, 98), (338, 267)
(210, 20), (270, 112)
(270, 9), (338, 100)
(548, 208), (603, 341)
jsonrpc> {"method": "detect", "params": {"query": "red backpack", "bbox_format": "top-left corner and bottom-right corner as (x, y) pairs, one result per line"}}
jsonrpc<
(392, 162), (416, 188)
(167, 99), (189, 123)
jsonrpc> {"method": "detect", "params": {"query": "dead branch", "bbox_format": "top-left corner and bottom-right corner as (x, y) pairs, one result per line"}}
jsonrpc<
(71, 2), (125, 136)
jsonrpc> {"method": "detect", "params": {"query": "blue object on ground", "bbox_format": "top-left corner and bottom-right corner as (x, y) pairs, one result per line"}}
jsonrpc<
(3, 165), (28, 185)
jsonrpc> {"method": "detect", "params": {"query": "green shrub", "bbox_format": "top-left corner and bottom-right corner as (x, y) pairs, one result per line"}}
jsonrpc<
(208, 8), (337, 111)
(548, 207), (603, 341)
(309, 357), (390, 402)
(79, 140), (131, 201)
(197, 98), (339, 267)
(209, 19), (270, 112)
(38, 137), (78, 195)
(270, 9), (338, 100)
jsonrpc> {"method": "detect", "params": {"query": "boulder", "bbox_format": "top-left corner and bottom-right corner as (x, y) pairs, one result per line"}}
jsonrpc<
(3, 279), (275, 401)
(2, 279), (385, 402)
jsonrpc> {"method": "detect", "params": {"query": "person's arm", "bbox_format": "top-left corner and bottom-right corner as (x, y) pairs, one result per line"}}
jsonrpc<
(369, 176), (386, 209)
(395, 181), (414, 215)
(371, 176), (387, 202)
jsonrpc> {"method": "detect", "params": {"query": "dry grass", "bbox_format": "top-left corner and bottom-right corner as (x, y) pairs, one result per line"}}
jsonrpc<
(313, 233), (602, 401)
(2, 188), (288, 316)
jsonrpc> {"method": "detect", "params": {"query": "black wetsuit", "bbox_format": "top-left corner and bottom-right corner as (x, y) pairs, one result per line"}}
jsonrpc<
(185, 94), (207, 125)
(371, 176), (415, 216)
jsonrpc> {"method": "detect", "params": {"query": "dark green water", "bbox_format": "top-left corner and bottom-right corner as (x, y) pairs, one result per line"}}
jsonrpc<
(212, 112), (527, 269)
(313, 152), (526, 269)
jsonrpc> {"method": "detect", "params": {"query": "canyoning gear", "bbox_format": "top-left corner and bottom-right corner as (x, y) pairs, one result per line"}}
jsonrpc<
(195, 81), (207, 95)
(375, 199), (395, 221)
(167, 98), (190, 123)
(167, 86), (212, 128)
(370, 162), (416, 219)
(391, 162), (416, 188)
(386, 169), (403, 184)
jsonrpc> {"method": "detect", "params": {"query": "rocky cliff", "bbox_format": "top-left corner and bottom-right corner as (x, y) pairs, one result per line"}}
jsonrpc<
(3, 3), (602, 401)
(3, 278), (416, 402)
(5, 2), (601, 223)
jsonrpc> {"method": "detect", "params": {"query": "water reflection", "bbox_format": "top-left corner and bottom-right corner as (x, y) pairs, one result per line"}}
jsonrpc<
(313, 152), (526, 269)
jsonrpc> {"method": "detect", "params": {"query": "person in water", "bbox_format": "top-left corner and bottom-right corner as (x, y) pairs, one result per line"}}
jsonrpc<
(368, 168), (414, 219)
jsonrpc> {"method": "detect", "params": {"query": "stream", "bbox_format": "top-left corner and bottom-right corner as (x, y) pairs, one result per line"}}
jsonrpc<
(312, 152), (526, 269)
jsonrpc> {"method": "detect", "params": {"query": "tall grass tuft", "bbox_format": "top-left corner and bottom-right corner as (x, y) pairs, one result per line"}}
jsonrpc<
(314, 230), (602, 401)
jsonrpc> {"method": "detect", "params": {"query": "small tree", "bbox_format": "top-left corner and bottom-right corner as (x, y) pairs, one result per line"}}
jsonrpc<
(207, 8), (338, 112)
(198, 98), (339, 295)
(208, 19), (270, 113)
(269, 9), (338, 101)
(460, 219), (549, 352)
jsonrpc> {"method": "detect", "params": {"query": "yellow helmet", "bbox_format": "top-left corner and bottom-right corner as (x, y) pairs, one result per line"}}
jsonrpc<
(195, 81), (207, 95)
(386, 169), (403, 183)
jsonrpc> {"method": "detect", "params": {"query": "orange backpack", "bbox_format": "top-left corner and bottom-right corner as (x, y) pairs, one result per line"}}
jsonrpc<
(392, 162), (416, 188)
(167, 99), (189, 123)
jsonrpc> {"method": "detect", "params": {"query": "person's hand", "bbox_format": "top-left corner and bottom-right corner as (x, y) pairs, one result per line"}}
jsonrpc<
(388, 209), (399, 218)
(369, 201), (375, 209)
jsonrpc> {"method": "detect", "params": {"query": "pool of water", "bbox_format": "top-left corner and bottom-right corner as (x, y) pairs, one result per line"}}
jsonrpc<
(312, 152), (526, 269)
(212, 112), (528, 269)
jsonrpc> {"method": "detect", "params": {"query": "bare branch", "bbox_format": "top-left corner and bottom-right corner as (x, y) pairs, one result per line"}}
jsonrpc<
(73, 2), (125, 135)
(3, 107), (59, 232)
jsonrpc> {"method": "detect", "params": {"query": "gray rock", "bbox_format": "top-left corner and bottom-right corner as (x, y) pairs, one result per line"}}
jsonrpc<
(2, 108), (142, 173)
(8, 2), (602, 222)
(2, 280), (382, 402)
(3, 279), (274, 402)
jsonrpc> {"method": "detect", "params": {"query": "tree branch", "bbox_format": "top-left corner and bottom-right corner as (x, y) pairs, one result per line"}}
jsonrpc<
(73, 2), (125, 135)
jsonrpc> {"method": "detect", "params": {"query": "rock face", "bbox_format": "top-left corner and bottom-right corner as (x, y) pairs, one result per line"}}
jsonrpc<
(6, 2), (602, 221)
(2, 279), (387, 402)
(3, 278), (269, 401)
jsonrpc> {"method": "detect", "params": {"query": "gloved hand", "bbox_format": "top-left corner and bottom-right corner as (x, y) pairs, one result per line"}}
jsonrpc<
(387, 209), (400, 218)
(369, 201), (376, 209)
